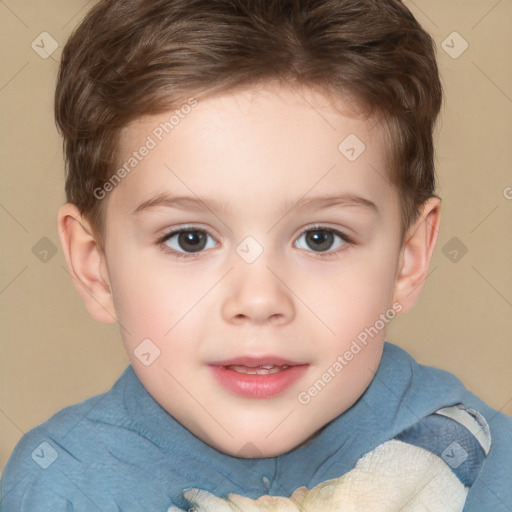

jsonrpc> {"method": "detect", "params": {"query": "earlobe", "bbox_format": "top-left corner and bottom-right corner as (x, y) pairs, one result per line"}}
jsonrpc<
(393, 198), (441, 314)
(57, 203), (117, 324)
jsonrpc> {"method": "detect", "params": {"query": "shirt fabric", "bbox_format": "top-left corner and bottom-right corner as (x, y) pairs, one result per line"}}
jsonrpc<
(1, 342), (511, 511)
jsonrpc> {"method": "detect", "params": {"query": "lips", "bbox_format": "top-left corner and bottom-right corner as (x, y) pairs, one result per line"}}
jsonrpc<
(224, 364), (290, 375)
(208, 356), (308, 398)
(209, 356), (304, 368)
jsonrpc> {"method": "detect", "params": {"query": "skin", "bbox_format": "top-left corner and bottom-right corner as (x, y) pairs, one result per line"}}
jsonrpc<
(58, 83), (440, 458)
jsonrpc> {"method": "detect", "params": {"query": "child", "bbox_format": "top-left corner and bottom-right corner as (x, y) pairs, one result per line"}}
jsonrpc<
(2, 0), (511, 510)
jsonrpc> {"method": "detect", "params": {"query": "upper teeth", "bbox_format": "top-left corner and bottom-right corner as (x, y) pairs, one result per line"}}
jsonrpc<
(226, 364), (290, 375)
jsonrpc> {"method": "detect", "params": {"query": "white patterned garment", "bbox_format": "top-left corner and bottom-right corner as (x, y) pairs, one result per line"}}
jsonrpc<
(168, 440), (468, 512)
(169, 405), (491, 512)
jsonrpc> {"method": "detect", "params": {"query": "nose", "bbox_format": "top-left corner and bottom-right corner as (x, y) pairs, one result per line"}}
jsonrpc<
(221, 260), (296, 326)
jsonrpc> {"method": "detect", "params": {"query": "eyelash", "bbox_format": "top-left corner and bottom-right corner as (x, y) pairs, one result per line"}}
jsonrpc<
(298, 226), (353, 259)
(156, 226), (214, 259)
(156, 225), (354, 259)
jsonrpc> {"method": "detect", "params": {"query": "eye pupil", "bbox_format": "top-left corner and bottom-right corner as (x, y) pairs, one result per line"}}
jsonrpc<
(178, 231), (206, 252)
(306, 230), (334, 252)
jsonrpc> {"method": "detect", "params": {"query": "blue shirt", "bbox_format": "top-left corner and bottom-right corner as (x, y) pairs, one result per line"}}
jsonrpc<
(1, 342), (511, 511)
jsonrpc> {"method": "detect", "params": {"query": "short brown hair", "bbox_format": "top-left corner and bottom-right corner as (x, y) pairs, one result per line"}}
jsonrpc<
(55, 0), (442, 249)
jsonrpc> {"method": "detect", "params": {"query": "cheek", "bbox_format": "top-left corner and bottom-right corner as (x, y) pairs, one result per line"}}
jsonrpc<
(107, 251), (219, 351)
(106, 257), (176, 340)
(297, 252), (398, 336)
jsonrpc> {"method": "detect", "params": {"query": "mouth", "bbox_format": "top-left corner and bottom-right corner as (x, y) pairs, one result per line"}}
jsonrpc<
(222, 364), (291, 375)
(208, 356), (308, 398)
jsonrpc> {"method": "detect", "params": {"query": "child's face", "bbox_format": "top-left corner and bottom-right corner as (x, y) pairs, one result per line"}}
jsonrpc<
(101, 84), (405, 457)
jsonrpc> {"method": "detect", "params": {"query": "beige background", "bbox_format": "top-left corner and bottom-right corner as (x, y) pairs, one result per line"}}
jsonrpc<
(1, 0), (511, 473)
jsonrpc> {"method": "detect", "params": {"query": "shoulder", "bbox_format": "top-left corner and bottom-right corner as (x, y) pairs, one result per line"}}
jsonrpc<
(394, 404), (491, 488)
(379, 343), (512, 445)
(382, 343), (512, 510)
(0, 367), (135, 511)
(3, 365), (135, 467)
(1, 365), (198, 511)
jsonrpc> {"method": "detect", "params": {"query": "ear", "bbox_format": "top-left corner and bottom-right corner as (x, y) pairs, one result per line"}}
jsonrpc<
(392, 197), (441, 314)
(57, 203), (117, 324)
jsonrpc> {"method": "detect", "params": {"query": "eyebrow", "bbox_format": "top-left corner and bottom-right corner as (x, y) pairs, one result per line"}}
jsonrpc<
(132, 192), (378, 216)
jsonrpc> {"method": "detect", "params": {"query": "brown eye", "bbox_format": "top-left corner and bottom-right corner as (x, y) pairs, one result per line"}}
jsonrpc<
(304, 230), (335, 252)
(295, 228), (348, 253)
(176, 231), (207, 252)
(162, 228), (217, 255)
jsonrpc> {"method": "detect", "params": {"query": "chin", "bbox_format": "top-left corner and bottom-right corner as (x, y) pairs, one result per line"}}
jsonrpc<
(195, 431), (291, 458)
(219, 431), (317, 459)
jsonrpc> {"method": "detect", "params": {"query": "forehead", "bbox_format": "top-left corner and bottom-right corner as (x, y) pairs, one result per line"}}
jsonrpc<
(109, 84), (397, 221)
